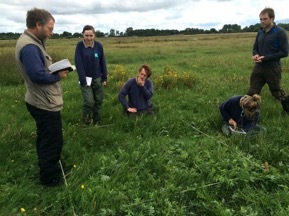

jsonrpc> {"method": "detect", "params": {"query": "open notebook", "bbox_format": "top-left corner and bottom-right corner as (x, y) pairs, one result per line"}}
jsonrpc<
(48, 59), (75, 74)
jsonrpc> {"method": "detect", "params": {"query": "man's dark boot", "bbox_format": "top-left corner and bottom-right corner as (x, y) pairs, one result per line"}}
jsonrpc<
(82, 114), (91, 126)
(281, 96), (289, 113)
(93, 112), (100, 125)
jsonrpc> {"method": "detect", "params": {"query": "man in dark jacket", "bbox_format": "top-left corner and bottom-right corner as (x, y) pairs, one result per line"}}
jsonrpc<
(247, 7), (289, 113)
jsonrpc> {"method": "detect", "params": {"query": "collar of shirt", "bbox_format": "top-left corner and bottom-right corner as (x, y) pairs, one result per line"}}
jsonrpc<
(24, 29), (45, 48)
(83, 40), (94, 48)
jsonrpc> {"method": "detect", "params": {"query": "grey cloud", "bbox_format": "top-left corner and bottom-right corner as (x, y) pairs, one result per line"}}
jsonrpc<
(276, 18), (289, 24)
(1, 0), (288, 34)
(51, 0), (190, 15)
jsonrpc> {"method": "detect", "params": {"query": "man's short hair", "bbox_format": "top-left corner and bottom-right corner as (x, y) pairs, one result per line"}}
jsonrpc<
(260, 7), (275, 19)
(139, 64), (152, 78)
(26, 7), (54, 28)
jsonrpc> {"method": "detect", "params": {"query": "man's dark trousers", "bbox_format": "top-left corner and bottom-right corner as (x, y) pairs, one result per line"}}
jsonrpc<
(26, 103), (63, 183)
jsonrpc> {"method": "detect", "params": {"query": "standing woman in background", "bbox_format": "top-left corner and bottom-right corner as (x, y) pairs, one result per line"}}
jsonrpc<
(74, 25), (108, 126)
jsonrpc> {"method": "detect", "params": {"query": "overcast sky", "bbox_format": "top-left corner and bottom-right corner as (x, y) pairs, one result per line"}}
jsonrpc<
(1, 0), (288, 34)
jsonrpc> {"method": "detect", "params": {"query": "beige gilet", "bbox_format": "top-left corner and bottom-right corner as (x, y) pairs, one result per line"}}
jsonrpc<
(15, 30), (63, 111)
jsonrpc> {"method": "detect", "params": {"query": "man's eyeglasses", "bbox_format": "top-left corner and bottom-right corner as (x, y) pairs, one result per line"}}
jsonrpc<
(45, 25), (54, 32)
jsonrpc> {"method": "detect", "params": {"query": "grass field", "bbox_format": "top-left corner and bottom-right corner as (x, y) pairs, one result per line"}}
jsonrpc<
(1, 33), (289, 215)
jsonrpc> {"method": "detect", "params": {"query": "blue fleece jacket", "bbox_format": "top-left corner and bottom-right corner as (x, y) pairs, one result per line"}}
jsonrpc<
(253, 23), (289, 68)
(20, 44), (60, 84)
(118, 78), (153, 111)
(219, 96), (259, 132)
(74, 41), (107, 85)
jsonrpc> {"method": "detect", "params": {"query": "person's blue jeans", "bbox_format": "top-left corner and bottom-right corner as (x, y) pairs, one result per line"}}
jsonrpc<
(80, 77), (104, 125)
(26, 103), (63, 184)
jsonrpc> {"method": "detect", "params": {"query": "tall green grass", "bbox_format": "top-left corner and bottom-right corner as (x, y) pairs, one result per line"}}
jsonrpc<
(1, 33), (289, 215)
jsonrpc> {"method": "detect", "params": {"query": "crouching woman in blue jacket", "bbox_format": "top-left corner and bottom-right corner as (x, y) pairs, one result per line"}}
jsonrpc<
(219, 94), (265, 136)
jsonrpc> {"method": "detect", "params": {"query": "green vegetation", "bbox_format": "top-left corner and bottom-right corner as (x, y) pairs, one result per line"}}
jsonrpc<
(1, 22), (289, 39)
(1, 33), (289, 215)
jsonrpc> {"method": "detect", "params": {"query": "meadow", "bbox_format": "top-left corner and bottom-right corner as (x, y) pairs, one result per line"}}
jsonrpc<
(1, 33), (289, 215)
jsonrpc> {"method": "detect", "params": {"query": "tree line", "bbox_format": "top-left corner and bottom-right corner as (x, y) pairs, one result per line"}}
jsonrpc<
(1, 23), (289, 40)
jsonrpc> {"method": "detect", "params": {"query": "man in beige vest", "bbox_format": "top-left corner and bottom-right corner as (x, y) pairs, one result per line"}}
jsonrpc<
(15, 8), (68, 186)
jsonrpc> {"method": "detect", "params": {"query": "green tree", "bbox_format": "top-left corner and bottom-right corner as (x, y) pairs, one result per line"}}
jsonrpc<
(96, 30), (105, 37)
(125, 27), (134, 36)
(278, 23), (289, 31)
(220, 24), (241, 33)
(61, 31), (72, 38)
(109, 29), (115, 37)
